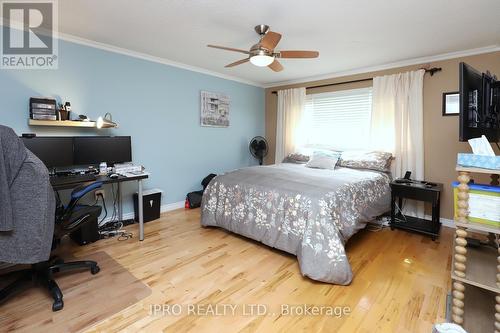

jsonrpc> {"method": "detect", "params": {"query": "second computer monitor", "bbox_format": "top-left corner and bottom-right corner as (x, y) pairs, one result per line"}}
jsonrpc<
(74, 136), (132, 166)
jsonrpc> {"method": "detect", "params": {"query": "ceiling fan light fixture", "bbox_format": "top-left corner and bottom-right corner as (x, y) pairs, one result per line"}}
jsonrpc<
(209, 25), (319, 72)
(250, 54), (274, 67)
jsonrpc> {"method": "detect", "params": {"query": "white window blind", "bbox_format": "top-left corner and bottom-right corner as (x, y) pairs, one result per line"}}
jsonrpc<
(301, 87), (372, 150)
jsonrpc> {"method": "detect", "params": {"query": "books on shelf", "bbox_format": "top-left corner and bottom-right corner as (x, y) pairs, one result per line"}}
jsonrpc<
(29, 97), (58, 121)
(31, 114), (57, 120)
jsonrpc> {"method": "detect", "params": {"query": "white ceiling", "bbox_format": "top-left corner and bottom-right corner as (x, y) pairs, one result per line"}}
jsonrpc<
(59, 0), (500, 87)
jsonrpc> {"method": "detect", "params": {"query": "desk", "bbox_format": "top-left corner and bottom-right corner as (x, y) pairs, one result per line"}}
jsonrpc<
(51, 174), (149, 241)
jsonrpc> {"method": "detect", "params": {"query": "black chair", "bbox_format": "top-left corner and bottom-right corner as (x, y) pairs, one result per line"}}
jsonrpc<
(0, 181), (103, 311)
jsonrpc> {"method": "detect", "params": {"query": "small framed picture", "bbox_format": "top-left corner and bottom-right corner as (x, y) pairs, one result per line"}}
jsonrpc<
(442, 92), (459, 116)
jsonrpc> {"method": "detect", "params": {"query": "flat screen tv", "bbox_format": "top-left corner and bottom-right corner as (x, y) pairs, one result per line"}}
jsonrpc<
(459, 62), (499, 142)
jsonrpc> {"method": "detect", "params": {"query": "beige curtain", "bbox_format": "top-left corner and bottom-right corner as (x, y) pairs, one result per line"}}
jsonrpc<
(370, 69), (425, 179)
(371, 69), (425, 216)
(275, 87), (306, 164)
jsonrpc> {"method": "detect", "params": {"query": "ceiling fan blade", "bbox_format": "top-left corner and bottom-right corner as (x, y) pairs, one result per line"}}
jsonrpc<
(260, 31), (282, 50)
(268, 59), (283, 72)
(278, 50), (319, 58)
(207, 44), (250, 54)
(225, 58), (249, 68)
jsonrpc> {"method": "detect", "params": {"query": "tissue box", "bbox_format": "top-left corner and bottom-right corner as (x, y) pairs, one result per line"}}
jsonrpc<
(457, 153), (500, 170)
(453, 182), (500, 227)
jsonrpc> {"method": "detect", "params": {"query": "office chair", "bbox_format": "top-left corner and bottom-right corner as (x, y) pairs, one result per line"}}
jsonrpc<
(0, 181), (104, 311)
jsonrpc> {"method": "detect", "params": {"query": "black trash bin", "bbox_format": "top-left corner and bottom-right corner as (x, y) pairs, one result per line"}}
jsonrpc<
(134, 189), (162, 223)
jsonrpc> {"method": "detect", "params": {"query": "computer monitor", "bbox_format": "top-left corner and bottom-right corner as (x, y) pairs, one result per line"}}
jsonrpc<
(22, 137), (74, 168)
(73, 136), (132, 166)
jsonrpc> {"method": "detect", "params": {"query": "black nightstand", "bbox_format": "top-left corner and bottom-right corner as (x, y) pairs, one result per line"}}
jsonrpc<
(390, 180), (443, 240)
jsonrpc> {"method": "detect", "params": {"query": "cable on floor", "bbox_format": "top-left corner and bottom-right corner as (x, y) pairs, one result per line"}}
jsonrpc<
(367, 216), (390, 232)
(96, 185), (133, 241)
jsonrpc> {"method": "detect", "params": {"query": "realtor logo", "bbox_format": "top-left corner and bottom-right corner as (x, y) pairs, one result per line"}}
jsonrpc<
(1, 0), (58, 69)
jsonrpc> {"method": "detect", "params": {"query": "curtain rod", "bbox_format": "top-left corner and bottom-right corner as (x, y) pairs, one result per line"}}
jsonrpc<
(270, 67), (442, 95)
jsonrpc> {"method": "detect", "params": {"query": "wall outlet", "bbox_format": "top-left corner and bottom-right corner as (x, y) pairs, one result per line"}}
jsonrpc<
(95, 190), (105, 200)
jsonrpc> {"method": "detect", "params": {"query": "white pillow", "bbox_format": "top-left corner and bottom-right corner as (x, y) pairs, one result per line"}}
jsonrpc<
(305, 151), (341, 170)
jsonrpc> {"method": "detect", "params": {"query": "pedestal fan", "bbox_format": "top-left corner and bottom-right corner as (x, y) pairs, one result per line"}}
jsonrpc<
(249, 136), (268, 165)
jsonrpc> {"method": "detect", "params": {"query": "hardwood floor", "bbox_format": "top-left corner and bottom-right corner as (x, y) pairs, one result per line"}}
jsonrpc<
(8, 208), (453, 333)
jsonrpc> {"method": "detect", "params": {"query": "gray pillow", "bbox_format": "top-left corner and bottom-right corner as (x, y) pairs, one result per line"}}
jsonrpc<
(339, 151), (393, 172)
(283, 153), (310, 164)
(305, 151), (341, 170)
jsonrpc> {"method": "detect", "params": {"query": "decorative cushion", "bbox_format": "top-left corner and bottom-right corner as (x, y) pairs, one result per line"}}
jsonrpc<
(338, 151), (393, 172)
(283, 153), (310, 164)
(305, 151), (341, 170)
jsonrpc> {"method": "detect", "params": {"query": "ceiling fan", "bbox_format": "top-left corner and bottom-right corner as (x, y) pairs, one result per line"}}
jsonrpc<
(207, 25), (319, 72)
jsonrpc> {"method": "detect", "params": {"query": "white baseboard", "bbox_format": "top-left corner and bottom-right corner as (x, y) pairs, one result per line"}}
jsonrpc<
(439, 217), (455, 228)
(414, 214), (455, 229)
(100, 200), (185, 224)
(161, 201), (185, 212)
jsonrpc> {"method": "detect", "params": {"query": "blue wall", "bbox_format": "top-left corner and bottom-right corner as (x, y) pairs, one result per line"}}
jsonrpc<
(0, 39), (264, 217)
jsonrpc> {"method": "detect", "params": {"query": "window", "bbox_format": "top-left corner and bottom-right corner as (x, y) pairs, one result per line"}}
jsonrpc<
(300, 87), (372, 150)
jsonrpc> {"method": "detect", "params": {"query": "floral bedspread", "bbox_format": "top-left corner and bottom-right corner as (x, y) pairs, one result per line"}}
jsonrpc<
(201, 163), (390, 284)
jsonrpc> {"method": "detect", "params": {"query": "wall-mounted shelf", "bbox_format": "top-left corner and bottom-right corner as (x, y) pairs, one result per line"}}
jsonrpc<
(28, 119), (115, 129)
(29, 119), (96, 128)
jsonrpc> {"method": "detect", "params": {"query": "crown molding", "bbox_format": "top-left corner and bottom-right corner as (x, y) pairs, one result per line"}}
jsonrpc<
(43, 31), (261, 88)
(3, 18), (498, 90)
(263, 44), (500, 88)
(0, 20), (263, 87)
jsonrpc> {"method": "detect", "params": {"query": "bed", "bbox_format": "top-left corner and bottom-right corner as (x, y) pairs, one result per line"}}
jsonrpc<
(200, 162), (391, 285)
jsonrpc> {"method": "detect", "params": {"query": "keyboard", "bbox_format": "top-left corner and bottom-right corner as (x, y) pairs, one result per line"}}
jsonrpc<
(50, 173), (97, 186)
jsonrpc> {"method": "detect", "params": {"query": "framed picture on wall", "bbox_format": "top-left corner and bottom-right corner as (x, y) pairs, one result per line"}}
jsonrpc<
(442, 92), (459, 116)
(200, 91), (230, 127)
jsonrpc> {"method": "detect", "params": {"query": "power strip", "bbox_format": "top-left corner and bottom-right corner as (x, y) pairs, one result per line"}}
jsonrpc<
(370, 216), (391, 227)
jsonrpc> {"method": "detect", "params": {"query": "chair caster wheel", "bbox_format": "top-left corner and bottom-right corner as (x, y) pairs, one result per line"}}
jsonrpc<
(52, 300), (64, 311)
(91, 265), (100, 275)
